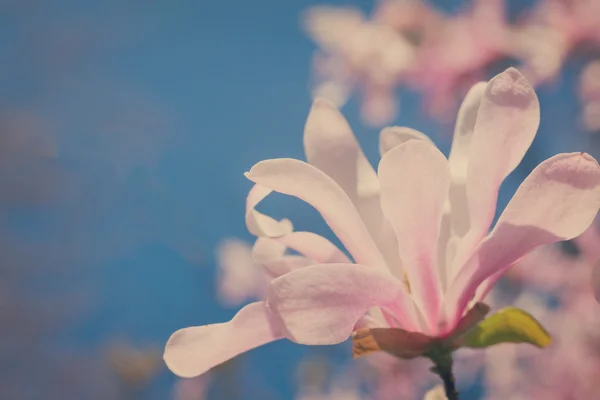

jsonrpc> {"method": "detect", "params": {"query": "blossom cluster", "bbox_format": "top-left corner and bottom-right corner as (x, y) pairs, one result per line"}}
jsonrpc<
(304, 0), (600, 128)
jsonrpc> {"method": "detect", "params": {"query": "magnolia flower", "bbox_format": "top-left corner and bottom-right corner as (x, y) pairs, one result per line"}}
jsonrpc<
(164, 68), (600, 379)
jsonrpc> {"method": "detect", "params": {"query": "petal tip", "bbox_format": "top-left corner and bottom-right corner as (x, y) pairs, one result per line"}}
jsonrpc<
(312, 97), (337, 110)
(244, 162), (266, 179)
(488, 67), (536, 106)
(580, 152), (599, 164)
(163, 329), (202, 379)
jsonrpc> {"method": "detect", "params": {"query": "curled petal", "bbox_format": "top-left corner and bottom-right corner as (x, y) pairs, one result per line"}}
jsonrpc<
(447, 153), (600, 324)
(252, 237), (313, 278)
(379, 140), (450, 333)
(260, 256), (313, 279)
(379, 126), (434, 157)
(245, 159), (386, 268)
(164, 302), (283, 378)
(267, 264), (412, 344)
(245, 184), (293, 237)
(252, 237), (286, 262)
(276, 231), (351, 263)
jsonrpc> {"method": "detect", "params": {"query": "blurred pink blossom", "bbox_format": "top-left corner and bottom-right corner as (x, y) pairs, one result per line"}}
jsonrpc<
(295, 375), (364, 400)
(363, 352), (433, 400)
(304, 0), (600, 127)
(517, 0), (600, 85)
(579, 60), (600, 132)
(216, 238), (268, 307)
(407, 0), (512, 120)
(172, 375), (210, 400)
(303, 5), (417, 126)
(481, 289), (600, 399)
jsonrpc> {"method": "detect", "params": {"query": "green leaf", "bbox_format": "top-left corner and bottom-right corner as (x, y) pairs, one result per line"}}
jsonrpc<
(458, 307), (551, 349)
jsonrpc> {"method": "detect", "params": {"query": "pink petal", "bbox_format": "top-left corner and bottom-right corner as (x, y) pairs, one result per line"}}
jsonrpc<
(457, 68), (540, 268)
(245, 158), (387, 268)
(252, 237), (313, 278)
(245, 184), (293, 237)
(260, 255), (313, 279)
(276, 231), (351, 263)
(267, 263), (412, 344)
(378, 140), (450, 333)
(252, 232), (350, 277)
(447, 153), (600, 324)
(164, 302), (282, 378)
(378, 126), (434, 157)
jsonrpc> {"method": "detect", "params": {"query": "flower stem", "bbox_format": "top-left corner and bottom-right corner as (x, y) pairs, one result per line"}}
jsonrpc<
(430, 353), (459, 400)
